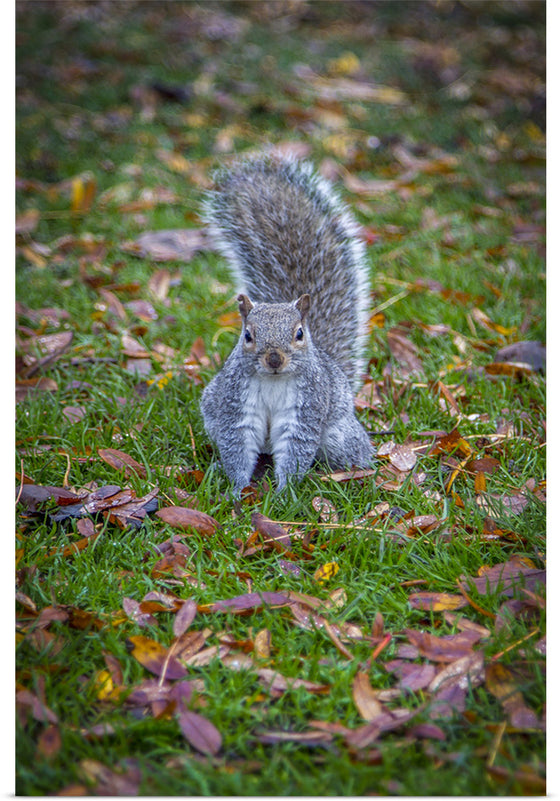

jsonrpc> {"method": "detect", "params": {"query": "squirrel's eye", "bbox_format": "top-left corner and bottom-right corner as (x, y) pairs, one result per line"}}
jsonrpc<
(244, 330), (253, 343)
(295, 327), (304, 341)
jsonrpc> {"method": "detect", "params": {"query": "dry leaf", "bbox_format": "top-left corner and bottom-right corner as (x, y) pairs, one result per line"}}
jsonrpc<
(98, 448), (147, 478)
(126, 635), (187, 680)
(408, 592), (468, 612)
(176, 710), (222, 755)
(156, 506), (220, 537)
(352, 672), (384, 721)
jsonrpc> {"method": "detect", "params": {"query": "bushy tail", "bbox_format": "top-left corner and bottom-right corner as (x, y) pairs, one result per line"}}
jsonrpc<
(204, 157), (371, 388)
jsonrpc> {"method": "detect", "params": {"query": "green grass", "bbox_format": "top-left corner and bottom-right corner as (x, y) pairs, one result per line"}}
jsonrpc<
(16, 2), (545, 796)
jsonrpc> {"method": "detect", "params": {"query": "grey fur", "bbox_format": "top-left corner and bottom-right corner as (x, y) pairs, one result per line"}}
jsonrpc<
(200, 157), (373, 493)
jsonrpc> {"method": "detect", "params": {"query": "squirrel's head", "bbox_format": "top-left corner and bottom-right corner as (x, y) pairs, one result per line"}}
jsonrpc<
(238, 294), (311, 375)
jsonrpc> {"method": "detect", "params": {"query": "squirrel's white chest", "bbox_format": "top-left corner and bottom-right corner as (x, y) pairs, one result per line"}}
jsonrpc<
(241, 375), (298, 453)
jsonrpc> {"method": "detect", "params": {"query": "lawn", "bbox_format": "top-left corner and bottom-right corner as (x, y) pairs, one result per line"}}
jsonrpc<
(15, 1), (545, 796)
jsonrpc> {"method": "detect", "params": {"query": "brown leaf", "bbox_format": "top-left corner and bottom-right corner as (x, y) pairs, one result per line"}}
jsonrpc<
(311, 496), (339, 524)
(78, 758), (141, 796)
(62, 405), (87, 424)
(486, 765), (545, 795)
(408, 723), (446, 741)
(16, 376), (58, 401)
(376, 441), (417, 471)
(207, 591), (292, 614)
(428, 428), (472, 458)
(176, 710), (222, 755)
(408, 592), (468, 612)
(384, 660), (436, 692)
(183, 644), (230, 667)
(345, 707), (417, 749)
(428, 652), (485, 694)
(123, 597), (157, 628)
(442, 612), (491, 638)
(148, 269), (171, 301)
(251, 512), (292, 550)
(156, 506), (220, 536)
(103, 487), (159, 528)
(256, 668), (329, 696)
(124, 228), (211, 262)
(76, 518), (97, 538)
(485, 663), (540, 730)
(404, 628), (482, 662)
(98, 448), (147, 478)
(126, 635), (187, 680)
(16, 689), (58, 724)
(466, 457), (500, 474)
(173, 598), (197, 638)
(17, 484), (85, 512)
(254, 629), (271, 659)
(36, 724), (62, 759)
(352, 672), (384, 721)
(170, 630), (207, 662)
(458, 557), (545, 597)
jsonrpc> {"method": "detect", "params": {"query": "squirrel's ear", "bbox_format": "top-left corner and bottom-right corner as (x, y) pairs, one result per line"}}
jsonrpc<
(295, 294), (311, 321)
(238, 294), (254, 321)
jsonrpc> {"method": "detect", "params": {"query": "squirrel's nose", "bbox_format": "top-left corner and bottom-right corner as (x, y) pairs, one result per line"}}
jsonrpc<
(266, 350), (283, 370)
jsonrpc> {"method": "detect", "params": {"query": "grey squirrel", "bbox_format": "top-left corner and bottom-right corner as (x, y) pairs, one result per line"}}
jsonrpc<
(200, 157), (374, 493)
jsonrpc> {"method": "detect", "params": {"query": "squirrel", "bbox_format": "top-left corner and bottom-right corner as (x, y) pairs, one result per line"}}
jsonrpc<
(200, 156), (374, 493)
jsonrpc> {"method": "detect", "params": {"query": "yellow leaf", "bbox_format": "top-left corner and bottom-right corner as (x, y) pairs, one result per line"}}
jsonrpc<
(314, 562), (339, 584)
(474, 471), (487, 494)
(71, 177), (85, 213)
(93, 669), (121, 702)
(254, 629), (271, 659)
(328, 51), (361, 77)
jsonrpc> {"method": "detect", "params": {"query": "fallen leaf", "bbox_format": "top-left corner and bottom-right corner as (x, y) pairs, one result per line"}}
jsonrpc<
(123, 597), (157, 628)
(78, 758), (141, 796)
(254, 629), (271, 659)
(384, 660), (436, 692)
(16, 688), (58, 724)
(376, 441), (417, 471)
(313, 562), (339, 584)
(408, 592), (468, 612)
(251, 512), (292, 550)
(206, 591), (292, 614)
(36, 724), (62, 759)
(404, 628), (482, 663)
(126, 635), (187, 680)
(98, 448), (147, 478)
(256, 668), (329, 695)
(458, 557), (545, 597)
(485, 663), (541, 730)
(123, 228), (211, 261)
(176, 710), (222, 755)
(156, 506), (221, 536)
(486, 764), (546, 795)
(311, 496), (339, 523)
(173, 598), (197, 638)
(352, 672), (384, 721)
